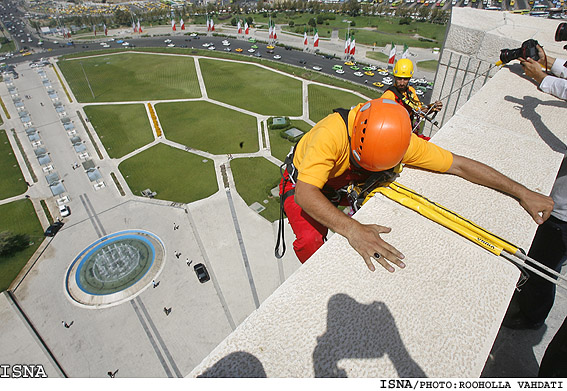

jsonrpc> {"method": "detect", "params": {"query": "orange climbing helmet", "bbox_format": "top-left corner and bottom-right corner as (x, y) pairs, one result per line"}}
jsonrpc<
(350, 98), (412, 172)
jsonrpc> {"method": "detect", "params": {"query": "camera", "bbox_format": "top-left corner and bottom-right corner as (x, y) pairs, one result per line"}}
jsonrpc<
(498, 39), (540, 65)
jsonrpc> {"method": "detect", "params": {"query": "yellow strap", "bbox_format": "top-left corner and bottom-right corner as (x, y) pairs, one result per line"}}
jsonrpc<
(376, 187), (504, 256)
(387, 182), (520, 254)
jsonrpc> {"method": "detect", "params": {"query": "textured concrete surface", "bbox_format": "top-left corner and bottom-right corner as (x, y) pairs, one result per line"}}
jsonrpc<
(189, 10), (566, 378)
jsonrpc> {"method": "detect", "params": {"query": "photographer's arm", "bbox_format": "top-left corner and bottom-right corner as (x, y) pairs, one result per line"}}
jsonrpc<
(519, 57), (567, 100)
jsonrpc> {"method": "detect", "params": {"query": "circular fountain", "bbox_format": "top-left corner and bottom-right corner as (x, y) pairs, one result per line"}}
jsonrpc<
(65, 230), (165, 308)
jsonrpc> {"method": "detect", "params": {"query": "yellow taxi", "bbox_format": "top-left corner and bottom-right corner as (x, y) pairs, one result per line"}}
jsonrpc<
(364, 71), (374, 76)
(235, 48), (243, 52)
(372, 81), (384, 88)
(266, 45), (275, 49)
(344, 61), (355, 66)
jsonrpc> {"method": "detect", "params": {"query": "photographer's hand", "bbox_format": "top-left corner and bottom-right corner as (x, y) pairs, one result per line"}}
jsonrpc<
(519, 57), (548, 85)
(536, 44), (556, 70)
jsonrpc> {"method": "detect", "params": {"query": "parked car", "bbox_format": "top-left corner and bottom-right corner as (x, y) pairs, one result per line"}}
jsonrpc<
(59, 205), (70, 217)
(194, 263), (210, 283)
(44, 221), (64, 237)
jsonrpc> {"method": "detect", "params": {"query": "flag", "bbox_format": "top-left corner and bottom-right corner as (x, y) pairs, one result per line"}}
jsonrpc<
(104, 24), (108, 36)
(303, 29), (308, 46)
(211, 19), (215, 32)
(237, 20), (242, 34)
(138, 20), (142, 33)
(349, 37), (356, 56)
(269, 24), (273, 39)
(93, 25), (96, 36)
(133, 21), (137, 33)
(313, 28), (319, 48)
(388, 42), (396, 66)
(402, 44), (409, 59)
(172, 19), (176, 31)
(273, 24), (277, 40)
(180, 18), (185, 30)
(345, 33), (350, 54)
(244, 21), (249, 35)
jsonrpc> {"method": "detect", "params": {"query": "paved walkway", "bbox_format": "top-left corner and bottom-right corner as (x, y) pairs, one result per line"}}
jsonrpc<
(0, 51), (313, 377)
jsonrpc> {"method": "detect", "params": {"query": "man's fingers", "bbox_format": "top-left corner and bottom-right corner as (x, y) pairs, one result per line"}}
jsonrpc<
(370, 225), (391, 234)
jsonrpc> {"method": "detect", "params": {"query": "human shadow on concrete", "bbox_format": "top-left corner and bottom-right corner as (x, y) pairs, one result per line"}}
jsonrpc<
(503, 67), (567, 154)
(196, 351), (266, 377)
(312, 293), (426, 377)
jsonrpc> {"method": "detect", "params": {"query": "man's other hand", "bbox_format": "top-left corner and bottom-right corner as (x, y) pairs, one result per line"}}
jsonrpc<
(518, 188), (555, 225)
(346, 222), (406, 273)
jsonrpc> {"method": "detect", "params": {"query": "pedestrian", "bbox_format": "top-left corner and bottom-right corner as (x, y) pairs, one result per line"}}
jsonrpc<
(62, 320), (73, 328)
(187, 259), (192, 267)
(175, 252), (181, 259)
(40, 102), (44, 106)
(107, 369), (118, 378)
(152, 280), (159, 288)
(163, 307), (171, 316)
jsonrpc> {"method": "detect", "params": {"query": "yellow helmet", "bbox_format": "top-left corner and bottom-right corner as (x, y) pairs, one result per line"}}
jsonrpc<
(393, 59), (414, 78)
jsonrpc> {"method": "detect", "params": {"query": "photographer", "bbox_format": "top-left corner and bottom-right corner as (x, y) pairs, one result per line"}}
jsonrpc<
(504, 25), (567, 377)
(519, 46), (567, 100)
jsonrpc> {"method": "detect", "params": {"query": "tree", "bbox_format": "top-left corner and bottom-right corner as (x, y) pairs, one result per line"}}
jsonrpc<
(308, 17), (316, 28)
(288, 20), (295, 27)
(0, 231), (29, 257)
(316, 14), (324, 25)
(346, 0), (361, 17)
(246, 16), (253, 26)
(114, 9), (131, 26)
(231, 17), (238, 26)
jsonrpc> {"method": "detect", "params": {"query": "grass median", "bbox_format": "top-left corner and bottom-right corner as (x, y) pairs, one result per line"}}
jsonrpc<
(84, 104), (154, 159)
(0, 129), (27, 199)
(0, 199), (44, 292)
(118, 143), (218, 203)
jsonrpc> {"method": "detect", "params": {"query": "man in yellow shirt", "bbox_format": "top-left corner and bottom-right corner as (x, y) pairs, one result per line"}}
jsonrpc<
(278, 98), (553, 272)
(381, 59), (442, 138)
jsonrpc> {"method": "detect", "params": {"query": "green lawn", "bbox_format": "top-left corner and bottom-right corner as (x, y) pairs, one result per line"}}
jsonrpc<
(84, 104), (154, 159)
(417, 60), (439, 72)
(58, 53), (201, 103)
(338, 28), (442, 49)
(156, 101), (259, 154)
(308, 85), (365, 123)
(118, 143), (218, 203)
(269, 120), (312, 162)
(199, 58), (303, 116)
(0, 199), (43, 292)
(231, 157), (281, 222)
(365, 51), (390, 63)
(0, 129), (27, 199)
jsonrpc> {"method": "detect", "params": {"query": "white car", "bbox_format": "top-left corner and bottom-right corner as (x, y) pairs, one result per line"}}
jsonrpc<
(353, 71), (364, 77)
(383, 76), (393, 83)
(248, 48), (255, 53)
(59, 204), (70, 217)
(208, 46), (215, 50)
(274, 55), (281, 60)
(122, 42), (129, 46)
(382, 79), (393, 85)
(222, 40), (230, 46)
(167, 43), (175, 47)
(369, 65), (377, 71)
(415, 90), (424, 96)
(190, 33), (197, 37)
(336, 69), (345, 74)
(164, 39), (172, 43)
(378, 70), (389, 76)
(312, 66), (322, 71)
(202, 43), (211, 47)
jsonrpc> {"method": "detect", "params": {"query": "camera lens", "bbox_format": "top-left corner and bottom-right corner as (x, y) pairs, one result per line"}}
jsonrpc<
(556, 22), (567, 42)
(500, 48), (522, 64)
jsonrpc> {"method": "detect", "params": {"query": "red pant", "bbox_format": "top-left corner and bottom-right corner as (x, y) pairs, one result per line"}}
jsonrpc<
(280, 169), (368, 263)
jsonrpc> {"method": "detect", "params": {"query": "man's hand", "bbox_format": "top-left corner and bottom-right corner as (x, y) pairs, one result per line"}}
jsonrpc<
(295, 180), (406, 272)
(429, 100), (443, 112)
(519, 57), (548, 85)
(517, 187), (555, 225)
(447, 154), (554, 225)
(345, 222), (406, 273)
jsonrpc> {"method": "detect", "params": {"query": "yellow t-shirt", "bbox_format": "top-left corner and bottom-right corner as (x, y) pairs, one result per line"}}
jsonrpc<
(294, 103), (453, 189)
